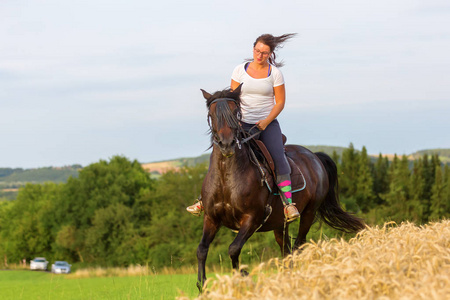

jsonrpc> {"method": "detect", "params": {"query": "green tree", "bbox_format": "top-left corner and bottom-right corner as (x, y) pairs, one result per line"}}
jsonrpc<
(382, 155), (420, 223)
(0, 201), (14, 267)
(373, 154), (389, 205)
(85, 203), (135, 265)
(0, 183), (62, 262)
(355, 146), (375, 212)
(444, 165), (450, 217)
(429, 166), (449, 220)
(55, 225), (82, 262)
(331, 150), (340, 167)
(420, 154), (441, 220)
(339, 143), (359, 198)
(409, 158), (427, 223)
(145, 164), (207, 268)
(0, 156), (163, 268)
(52, 156), (154, 264)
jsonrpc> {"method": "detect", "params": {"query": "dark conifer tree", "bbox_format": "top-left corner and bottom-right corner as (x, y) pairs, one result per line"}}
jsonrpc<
(421, 154), (441, 220)
(339, 143), (359, 198)
(422, 154), (433, 200)
(331, 150), (340, 167)
(373, 154), (389, 205)
(382, 155), (420, 223)
(429, 165), (449, 220)
(355, 146), (375, 212)
(409, 157), (428, 222)
(444, 165), (450, 217)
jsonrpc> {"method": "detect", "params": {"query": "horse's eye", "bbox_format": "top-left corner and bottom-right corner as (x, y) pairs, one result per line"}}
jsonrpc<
(236, 111), (242, 120)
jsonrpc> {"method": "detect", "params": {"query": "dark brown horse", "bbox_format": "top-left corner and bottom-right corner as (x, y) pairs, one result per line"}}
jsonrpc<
(196, 85), (365, 291)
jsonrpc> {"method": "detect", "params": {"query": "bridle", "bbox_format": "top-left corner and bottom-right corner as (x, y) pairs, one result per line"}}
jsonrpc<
(207, 97), (270, 187)
(207, 98), (260, 152)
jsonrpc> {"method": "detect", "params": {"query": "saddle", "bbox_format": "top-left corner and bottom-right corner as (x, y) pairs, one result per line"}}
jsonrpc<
(250, 135), (306, 194)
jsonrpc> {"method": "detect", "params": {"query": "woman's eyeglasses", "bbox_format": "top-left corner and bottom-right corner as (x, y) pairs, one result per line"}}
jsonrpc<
(253, 48), (270, 56)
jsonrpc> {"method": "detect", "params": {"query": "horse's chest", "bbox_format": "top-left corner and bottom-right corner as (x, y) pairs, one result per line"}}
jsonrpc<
(216, 175), (252, 198)
(210, 174), (256, 213)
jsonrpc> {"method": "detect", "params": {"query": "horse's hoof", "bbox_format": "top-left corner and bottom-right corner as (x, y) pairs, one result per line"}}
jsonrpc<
(196, 282), (203, 293)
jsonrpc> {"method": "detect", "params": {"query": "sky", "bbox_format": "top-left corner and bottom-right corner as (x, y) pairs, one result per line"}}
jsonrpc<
(1, 0), (449, 168)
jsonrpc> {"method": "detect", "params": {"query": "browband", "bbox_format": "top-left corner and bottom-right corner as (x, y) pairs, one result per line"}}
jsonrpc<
(208, 98), (238, 107)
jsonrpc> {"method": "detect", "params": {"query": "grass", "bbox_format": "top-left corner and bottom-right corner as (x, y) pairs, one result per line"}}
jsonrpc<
(0, 270), (200, 299)
(4, 220), (448, 299)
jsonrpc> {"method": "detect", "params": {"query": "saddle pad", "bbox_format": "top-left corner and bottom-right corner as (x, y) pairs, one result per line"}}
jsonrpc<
(249, 138), (306, 193)
(287, 156), (306, 193)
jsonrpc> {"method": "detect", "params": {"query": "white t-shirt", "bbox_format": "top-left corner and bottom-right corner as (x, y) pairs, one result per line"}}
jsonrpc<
(231, 63), (285, 124)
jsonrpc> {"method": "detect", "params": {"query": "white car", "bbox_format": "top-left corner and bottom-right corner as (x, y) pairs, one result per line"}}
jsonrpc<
(30, 257), (48, 271)
(51, 261), (71, 274)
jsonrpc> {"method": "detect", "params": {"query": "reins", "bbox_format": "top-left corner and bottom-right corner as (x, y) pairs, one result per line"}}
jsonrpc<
(240, 125), (260, 144)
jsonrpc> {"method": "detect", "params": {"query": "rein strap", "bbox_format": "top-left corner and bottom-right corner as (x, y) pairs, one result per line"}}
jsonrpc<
(241, 130), (260, 144)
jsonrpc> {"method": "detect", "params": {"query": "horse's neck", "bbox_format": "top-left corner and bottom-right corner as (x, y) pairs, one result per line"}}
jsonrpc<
(211, 147), (251, 177)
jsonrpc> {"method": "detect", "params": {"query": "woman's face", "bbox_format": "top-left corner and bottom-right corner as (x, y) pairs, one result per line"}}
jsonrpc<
(253, 42), (271, 64)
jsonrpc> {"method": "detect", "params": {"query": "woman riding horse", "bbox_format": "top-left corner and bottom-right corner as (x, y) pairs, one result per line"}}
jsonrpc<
(187, 33), (300, 221)
(193, 84), (365, 292)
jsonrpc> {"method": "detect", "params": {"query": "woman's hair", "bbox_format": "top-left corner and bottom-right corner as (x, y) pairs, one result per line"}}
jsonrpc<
(253, 33), (297, 67)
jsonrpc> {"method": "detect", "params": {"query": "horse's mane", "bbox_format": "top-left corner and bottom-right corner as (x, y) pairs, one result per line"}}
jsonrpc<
(206, 87), (242, 127)
(206, 87), (243, 150)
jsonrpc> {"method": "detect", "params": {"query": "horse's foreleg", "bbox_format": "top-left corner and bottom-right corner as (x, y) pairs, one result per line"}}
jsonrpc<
(197, 215), (220, 292)
(274, 226), (291, 257)
(293, 204), (315, 251)
(228, 215), (260, 275)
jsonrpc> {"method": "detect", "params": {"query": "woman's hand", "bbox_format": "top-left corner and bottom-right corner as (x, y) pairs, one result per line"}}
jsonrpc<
(256, 119), (271, 131)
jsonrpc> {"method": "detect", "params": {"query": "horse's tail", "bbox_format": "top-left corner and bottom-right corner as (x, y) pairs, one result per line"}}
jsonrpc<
(315, 152), (365, 233)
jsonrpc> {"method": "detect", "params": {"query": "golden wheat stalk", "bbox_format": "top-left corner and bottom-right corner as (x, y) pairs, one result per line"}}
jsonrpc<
(183, 220), (450, 300)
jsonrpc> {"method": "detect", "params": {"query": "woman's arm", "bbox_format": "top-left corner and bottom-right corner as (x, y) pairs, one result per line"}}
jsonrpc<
(231, 79), (240, 91)
(257, 84), (286, 130)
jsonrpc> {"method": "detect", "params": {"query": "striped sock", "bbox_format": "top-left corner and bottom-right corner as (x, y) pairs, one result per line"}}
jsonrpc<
(278, 180), (292, 204)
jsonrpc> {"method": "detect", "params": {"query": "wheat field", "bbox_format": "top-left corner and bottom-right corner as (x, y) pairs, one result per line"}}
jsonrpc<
(182, 220), (450, 299)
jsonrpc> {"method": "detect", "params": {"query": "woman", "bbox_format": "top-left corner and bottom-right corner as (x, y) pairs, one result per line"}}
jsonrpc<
(187, 33), (300, 222)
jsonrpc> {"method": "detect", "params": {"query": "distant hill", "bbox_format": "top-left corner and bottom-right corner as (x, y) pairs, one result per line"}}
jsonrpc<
(0, 165), (82, 198)
(141, 154), (210, 179)
(301, 145), (348, 157)
(410, 149), (450, 164)
(141, 146), (450, 175)
(1, 147), (449, 197)
(140, 146), (350, 176)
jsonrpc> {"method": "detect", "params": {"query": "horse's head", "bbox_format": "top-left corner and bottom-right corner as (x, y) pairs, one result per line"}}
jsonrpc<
(201, 84), (243, 157)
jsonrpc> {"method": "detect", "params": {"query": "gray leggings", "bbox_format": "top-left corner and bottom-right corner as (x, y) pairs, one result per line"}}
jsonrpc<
(242, 119), (291, 176)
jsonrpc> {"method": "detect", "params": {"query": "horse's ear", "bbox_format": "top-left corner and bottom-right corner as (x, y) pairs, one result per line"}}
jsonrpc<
(201, 89), (212, 101)
(231, 83), (243, 97)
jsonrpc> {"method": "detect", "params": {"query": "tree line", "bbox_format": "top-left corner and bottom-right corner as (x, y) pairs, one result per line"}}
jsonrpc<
(335, 144), (449, 224)
(0, 145), (448, 269)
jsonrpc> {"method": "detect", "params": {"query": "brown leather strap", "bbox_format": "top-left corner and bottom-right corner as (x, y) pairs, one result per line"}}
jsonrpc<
(255, 140), (276, 179)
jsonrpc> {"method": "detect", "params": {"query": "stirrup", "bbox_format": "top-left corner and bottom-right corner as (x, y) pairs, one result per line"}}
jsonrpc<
(284, 203), (300, 222)
(186, 199), (203, 216)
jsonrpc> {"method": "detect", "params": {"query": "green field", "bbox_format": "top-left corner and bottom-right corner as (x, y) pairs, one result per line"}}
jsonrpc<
(0, 270), (199, 299)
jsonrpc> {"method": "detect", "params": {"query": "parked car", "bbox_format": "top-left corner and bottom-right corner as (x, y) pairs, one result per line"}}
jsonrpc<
(30, 257), (48, 271)
(51, 261), (71, 274)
